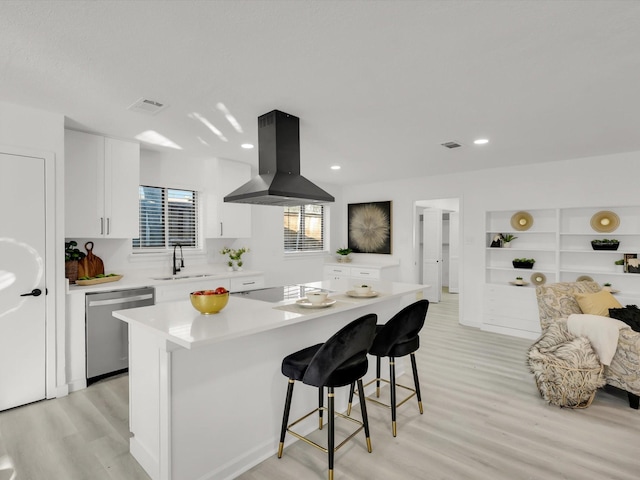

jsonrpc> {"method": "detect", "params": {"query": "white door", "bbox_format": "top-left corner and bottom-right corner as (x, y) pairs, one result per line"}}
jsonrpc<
(0, 153), (46, 411)
(449, 211), (460, 293)
(422, 209), (443, 303)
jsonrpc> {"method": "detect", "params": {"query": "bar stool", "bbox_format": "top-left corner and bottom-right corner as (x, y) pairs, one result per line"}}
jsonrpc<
(277, 313), (377, 480)
(348, 299), (429, 437)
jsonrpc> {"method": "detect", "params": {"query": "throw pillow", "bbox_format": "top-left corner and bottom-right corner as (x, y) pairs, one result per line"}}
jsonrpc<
(609, 305), (640, 332)
(574, 290), (622, 317)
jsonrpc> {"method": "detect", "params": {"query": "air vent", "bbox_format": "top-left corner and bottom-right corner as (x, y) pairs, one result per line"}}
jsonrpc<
(441, 141), (462, 149)
(127, 97), (168, 115)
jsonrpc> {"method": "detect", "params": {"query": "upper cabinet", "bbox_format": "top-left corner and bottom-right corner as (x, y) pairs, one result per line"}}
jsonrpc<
(204, 159), (251, 239)
(65, 130), (140, 238)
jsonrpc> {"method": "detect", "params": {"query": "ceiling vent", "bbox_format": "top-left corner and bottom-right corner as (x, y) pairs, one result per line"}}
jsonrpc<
(127, 97), (168, 115)
(441, 141), (462, 149)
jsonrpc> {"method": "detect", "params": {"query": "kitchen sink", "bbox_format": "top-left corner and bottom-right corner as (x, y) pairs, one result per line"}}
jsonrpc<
(152, 274), (218, 281)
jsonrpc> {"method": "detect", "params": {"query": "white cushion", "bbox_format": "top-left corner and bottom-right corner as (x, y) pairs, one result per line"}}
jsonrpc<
(567, 314), (629, 365)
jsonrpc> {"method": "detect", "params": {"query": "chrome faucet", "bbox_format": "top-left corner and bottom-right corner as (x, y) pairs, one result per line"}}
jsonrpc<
(173, 243), (184, 275)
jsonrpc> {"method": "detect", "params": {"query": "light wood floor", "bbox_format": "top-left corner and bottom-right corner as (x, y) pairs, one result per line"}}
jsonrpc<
(2, 290), (639, 480)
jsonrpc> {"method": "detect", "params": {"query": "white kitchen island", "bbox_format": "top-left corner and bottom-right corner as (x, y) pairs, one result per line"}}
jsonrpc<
(113, 280), (427, 480)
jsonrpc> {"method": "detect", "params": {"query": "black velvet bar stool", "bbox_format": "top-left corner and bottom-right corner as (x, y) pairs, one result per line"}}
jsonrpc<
(277, 313), (377, 480)
(348, 299), (429, 437)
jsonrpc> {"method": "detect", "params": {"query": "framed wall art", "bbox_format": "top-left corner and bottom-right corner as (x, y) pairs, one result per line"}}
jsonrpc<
(348, 201), (392, 254)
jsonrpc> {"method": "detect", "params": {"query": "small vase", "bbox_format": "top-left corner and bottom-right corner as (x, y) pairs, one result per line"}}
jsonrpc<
(231, 260), (239, 271)
(503, 242), (511, 248)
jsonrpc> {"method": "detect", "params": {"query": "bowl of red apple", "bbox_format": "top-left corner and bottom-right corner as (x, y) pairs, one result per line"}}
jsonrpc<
(190, 287), (229, 314)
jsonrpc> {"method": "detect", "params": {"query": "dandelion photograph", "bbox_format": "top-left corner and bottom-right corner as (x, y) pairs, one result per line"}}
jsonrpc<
(348, 201), (392, 254)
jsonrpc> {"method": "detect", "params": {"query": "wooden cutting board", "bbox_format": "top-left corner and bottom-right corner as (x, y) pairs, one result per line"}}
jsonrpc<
(77, 241), (105, 279)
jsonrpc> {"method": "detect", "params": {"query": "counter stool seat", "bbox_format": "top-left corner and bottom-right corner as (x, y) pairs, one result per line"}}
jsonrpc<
(278, 314), (377, 480)
(348, 300), (429, 437)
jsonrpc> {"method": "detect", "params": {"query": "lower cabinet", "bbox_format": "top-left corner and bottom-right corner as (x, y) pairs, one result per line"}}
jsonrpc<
(323, 263), (399, 283)
(482, 284), (541, 339)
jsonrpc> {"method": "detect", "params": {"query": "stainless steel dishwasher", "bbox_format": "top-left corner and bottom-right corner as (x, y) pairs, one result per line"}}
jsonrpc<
(85, 287), (155, 383)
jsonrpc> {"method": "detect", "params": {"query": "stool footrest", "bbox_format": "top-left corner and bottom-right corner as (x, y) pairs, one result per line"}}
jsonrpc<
(287, 407), (365, 453)
(358, 377), (417, 410)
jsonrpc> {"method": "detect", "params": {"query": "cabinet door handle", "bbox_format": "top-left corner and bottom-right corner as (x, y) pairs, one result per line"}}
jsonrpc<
(220, 222), (223, 236)
(100, 217), (104, 235)
(242, 281), (255, 286)
(107, 218), (110, 235)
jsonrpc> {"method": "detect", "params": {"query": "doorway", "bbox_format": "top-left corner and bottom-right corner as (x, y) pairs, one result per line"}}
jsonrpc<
(414, 198), (461, 303)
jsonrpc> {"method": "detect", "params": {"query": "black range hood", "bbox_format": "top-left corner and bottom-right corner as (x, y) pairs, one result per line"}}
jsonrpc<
(224, 110), (335, 207)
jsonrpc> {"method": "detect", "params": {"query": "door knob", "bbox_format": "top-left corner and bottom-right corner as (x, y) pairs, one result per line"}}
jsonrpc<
(20, 288), (42, 297)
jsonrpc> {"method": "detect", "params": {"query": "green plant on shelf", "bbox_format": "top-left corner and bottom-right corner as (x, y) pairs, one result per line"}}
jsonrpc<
(502, 234), (518, 243)
(615, 259), (625, 265)
(513, 258), (535, 264)
(591, 238), (619, 245)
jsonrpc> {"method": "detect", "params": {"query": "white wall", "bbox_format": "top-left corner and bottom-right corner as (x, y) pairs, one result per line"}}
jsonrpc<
(340, 151), (638, 329)
(0, 100), (66, 396)
(83, 148), (343, 287)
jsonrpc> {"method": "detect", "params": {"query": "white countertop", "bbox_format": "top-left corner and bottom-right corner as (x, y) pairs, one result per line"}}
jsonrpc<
(66, 268), (263, 294)
(113, 280), (426, 349)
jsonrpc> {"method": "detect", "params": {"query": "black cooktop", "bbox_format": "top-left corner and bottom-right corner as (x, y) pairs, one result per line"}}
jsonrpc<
(230, 285), (329, 303)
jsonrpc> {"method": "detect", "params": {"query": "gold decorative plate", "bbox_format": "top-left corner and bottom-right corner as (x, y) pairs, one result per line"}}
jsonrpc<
(511, 211), (533, 231)
(590, 210), (620, 233)
(576, 275), (594, 282)
(530, 272), (546, 286)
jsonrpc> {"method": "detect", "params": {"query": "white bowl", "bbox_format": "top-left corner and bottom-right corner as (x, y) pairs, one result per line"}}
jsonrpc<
(306, 291), (329, 304)
(353, 284), (372, 295)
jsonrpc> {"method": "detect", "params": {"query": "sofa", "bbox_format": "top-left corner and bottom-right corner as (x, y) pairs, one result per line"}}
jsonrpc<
(535, 281), (640, 409)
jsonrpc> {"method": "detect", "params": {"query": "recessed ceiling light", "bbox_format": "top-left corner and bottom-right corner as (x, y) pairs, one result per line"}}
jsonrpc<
(474, 138), (489, 145)
(331, 165), (341, 170)
(241, 143), (254, 149)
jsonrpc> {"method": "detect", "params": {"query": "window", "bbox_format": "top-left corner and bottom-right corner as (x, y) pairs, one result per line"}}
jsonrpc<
(133, 186), (199, 251)
(284, 205), (325, 252)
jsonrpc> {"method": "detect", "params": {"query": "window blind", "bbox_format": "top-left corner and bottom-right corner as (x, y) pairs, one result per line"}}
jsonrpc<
(284, 205), (325, 252)
(133, 186), (199, 250)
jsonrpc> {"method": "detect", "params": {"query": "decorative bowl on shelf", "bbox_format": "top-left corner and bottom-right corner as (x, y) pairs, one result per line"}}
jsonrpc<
(190, 289), (229, 314)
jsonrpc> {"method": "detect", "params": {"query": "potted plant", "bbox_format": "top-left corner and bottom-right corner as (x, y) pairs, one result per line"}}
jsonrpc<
(514, 276), (524, 286)
(336, 247), (353, 263)
(512, 257), (535, 269)
(615, 258), (625, 272)
(591, 238), (620, 251)
(65, 240), (86, 283)
(502, 234), (518, 248)
(220, 247), (249, 271)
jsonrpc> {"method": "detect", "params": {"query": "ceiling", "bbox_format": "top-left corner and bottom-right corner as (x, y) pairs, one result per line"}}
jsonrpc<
(1, 1), (639, 186)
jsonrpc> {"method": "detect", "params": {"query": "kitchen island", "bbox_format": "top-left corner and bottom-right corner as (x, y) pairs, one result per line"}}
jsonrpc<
(113, 280), (427, 480)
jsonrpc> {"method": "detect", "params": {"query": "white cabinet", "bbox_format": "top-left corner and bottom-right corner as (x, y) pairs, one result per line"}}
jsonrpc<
(323, 263), (398, 282)
(483, 284), (541, 339)
(204, 159), (251, 238)
(65, 130), (140, 238)
(229, 275), (265, 292)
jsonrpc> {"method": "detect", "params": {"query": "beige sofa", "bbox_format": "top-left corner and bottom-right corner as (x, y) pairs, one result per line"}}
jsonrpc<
(535, 281), (640, 409)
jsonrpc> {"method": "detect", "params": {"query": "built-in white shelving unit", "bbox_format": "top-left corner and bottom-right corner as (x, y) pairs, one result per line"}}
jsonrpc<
(484, 206), (640, 339)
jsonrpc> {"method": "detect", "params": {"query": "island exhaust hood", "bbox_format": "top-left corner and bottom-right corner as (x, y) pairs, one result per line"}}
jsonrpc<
(224, 110), (335, 206)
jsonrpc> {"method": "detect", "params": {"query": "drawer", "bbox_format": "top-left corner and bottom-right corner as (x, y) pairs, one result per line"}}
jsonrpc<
(229, 275), (265, 292)
(324, 266), (351, 276)
(350, 267), (380, 280)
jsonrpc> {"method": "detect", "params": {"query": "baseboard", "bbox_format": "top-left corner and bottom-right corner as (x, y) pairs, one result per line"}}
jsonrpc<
(130, 437), (159, 480)
(67, 378), (87, 393)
